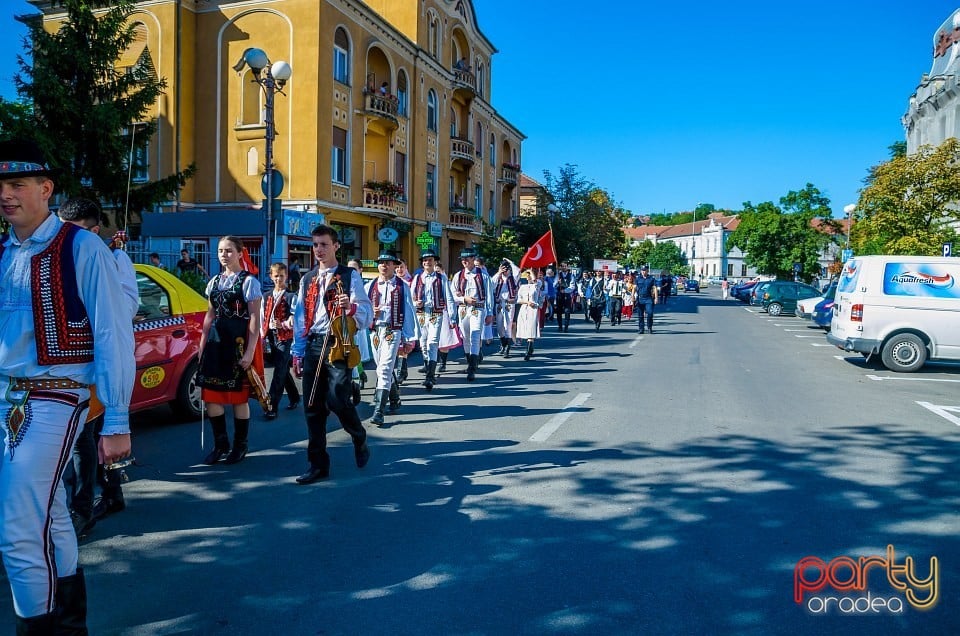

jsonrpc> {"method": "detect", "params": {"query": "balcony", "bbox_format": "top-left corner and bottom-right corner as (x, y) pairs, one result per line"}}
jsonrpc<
(450, 137), (475, 167)
(451, 68), (477, 96)
(360, 185), (408, 218)
(499, 163), (519, 187)
(448, 208), (482, 234)
(362, 91), (399, 129)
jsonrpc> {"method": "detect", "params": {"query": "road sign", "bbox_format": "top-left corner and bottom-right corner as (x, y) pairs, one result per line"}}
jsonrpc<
(944, 242), (953, 258)
(793, 262), (802, 273)
(842, 249), (853, 262)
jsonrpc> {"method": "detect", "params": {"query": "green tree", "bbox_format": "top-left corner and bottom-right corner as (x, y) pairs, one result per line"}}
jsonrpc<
(647, 241), (688, 275)
(9, 0), (194, 227)
(516, 164), (629, 268)
(851, 138), (960, 255)
(478, 225), (524, 265)
(727, 184), (837, 282)
(624, 239), (654, 269)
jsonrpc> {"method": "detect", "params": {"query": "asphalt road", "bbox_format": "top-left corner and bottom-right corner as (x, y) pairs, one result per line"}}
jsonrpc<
(2, 288), (958, 635)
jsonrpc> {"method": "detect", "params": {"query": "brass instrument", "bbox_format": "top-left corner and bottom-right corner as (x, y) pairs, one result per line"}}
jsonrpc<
(236, 337), (271, 412)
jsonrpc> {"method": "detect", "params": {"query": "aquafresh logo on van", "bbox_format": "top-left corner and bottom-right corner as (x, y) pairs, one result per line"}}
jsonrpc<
(794, 545), (939, 615)
(844, 263), (858, 276)
(890, 271), (954, 289)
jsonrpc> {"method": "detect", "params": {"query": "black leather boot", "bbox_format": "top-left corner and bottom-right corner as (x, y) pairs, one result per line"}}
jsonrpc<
(15, 612), (57, 635)
(388, 382), (401, 413)
(370, 389), (386, 426)
(203, 414), (230, 465)
(398, 357), (409, 383)
(55, 568), (88, 635)
(504, 342), (511, 358)
(466, 354), (477, 381)
(438, 350), (447, 373)
(423, 361), (437, 391)
(525, 341), (534, 361)
(224, 418), (249, 465)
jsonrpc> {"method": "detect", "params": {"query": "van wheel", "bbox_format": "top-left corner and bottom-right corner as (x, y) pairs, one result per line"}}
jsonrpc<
(767, 302), (783, 317)
(170, 360), (202, 420)
(880, 333), (927, 373)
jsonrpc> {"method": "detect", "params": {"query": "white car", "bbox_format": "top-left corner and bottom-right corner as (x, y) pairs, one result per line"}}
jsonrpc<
(796, 295), (824, 319)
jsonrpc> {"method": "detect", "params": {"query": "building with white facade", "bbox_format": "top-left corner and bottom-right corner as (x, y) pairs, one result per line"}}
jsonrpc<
(903, 9), (960, 152)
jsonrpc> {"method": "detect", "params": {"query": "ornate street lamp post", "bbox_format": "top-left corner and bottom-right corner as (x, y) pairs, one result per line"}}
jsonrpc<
(234, 48), (292, 266)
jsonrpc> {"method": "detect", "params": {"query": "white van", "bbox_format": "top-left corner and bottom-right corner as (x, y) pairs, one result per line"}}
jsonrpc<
(828, 255), (960, 372)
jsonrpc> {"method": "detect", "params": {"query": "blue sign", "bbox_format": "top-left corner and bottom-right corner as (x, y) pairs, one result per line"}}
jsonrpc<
(281, 210), (325, 237)
(943, 243), (953, 258)
(842, 249), (853, 263)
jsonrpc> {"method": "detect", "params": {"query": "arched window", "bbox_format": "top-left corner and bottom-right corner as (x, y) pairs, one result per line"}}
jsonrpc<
(428, 14), (440, 58)
(476, 61), (484, 96)
(333, 27), (350, 84)
(397, 69), (408, 117)
(427, 90), (438, 132)
(450, 107), (457, 137)
(489, 133), (495, 167)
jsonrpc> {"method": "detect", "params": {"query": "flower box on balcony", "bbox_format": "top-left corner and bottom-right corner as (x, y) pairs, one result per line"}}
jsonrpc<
(364, 180), (404, 199)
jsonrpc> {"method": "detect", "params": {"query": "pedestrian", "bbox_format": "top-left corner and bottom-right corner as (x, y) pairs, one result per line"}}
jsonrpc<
(291, 225), (372, 484)
(515, 270), (541, 360)
(490, 259), (518, 356)
(176, 248), (207, 277)
(412, 248), (455, 390)
(608, 271), (626, 325)
(543, 267), (557, 322)
(346, 259), (371, 392)
(659, 271), (672, 306)
(578, 271), (593, 321)
(588, 273), (607, 331)
(450, 247), (492, 382)
(196, 236), (264, 466)
(555, 263), (575, 332)
(635, 265), (659, 334)
(262, 263), (300, 419)
(57, 198), (140, 537)
(721, 276), (730, 300)
(622, 273), (635, 321)
(149, 252), (165, 269)
(287, 257), (302, 292)
(394, 259), (414, 382)
(0, 138), (134, 632)
(365, 250), (417, 426)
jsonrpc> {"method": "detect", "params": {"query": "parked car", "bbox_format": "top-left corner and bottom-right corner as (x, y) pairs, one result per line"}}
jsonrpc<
(683, 278), (700, 292)
(131, 264), (207, 419)
(750, 281), (773, 306)
(760, 281), (821, 316)
(706, 275), (726, 286)
(731, 280), (757, 302)
(796, 281), (838, 319)
(829, 255), (960, 372)
(811, 298), (834, 331)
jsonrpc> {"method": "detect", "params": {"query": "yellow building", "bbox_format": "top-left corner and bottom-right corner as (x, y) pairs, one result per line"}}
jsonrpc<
(28, 0), (525, 272)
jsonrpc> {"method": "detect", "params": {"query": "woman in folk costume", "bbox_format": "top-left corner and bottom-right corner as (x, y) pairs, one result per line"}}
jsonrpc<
(197, 236), (264, 465)
(515, 269), (542, 361)
(622, 273), (636, 321)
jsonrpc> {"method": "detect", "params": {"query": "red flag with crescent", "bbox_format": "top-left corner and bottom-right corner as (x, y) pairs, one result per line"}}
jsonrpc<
(519, 230), (557, 269)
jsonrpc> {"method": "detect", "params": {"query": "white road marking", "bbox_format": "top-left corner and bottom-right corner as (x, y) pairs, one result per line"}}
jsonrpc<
(810, 343), (834, 347)
(794, 335), (825, 338)
(529, 393), (591, 442)
(917, 401), (960, 427)
(783, 329), (810, 332)
(867, 374), (960, 384)
(629, 336), (644, 348)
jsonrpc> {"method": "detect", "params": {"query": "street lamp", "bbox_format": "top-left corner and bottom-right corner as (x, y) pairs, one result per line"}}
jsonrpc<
(843, 203), (856, 248)
(233, 47), (292, 267)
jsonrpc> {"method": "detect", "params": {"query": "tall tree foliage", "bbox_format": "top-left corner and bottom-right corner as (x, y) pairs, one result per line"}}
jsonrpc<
(9, 0), (194, 226)
(516, 164), (629, 268)
(727, 184), (837, 282)
(851, 138), (960, 255)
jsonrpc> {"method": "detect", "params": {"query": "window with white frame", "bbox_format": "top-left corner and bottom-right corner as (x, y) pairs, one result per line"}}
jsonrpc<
(475, 185), (481, 216)
(331, 126), (347, 184)
(333, 28), (350, 85)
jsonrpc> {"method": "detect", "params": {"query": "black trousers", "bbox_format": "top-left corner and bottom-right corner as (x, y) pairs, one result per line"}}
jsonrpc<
(302, 337), (366, 470)
(609, 297), (623, 323)
(266, 332), (300, 409)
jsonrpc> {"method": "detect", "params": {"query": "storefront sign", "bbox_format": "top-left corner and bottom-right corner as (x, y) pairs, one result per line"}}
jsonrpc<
(282, 210), (325, 237)
(429, 221), (443, 237)
(416, 231), (436, 251)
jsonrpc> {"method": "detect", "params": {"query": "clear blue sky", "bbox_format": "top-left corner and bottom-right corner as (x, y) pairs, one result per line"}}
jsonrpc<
(2, 1), (957, 217)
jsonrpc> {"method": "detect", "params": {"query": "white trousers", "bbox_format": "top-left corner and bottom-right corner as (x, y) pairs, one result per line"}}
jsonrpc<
(495, 303), (514, 340)
(0, 382), (88, 618)
(458, 306), (485, 355)
(371, 325), (402, 390)
(417, 312), (444, 362)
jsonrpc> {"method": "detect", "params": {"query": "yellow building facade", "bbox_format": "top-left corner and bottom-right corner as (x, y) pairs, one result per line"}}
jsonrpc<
(29, 0), (524, 271)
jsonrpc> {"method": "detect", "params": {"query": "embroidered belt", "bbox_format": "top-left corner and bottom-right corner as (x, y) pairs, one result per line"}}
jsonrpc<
(9, 377), (87, 391)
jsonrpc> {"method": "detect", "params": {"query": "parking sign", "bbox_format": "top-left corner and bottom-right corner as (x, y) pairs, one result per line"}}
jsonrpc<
(944, 243), (953, 258)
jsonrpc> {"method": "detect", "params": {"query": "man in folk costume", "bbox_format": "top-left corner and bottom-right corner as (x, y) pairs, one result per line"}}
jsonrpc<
(555, 262), (576, 332)
(291, 225), (372, 484)
(450, 247), (492, 382)
(0, 139), (134, 632)
(490, 259), (519, 356)
(365, 250), (417, 425)
(411, 248), (454, 391)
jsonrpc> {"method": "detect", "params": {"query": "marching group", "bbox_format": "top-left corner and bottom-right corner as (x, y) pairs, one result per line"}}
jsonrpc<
(0, 136), (678, 632)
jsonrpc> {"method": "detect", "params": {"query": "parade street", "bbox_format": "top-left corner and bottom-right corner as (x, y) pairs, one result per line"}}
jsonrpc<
(2, 289), (957, 635)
